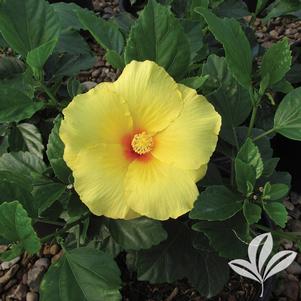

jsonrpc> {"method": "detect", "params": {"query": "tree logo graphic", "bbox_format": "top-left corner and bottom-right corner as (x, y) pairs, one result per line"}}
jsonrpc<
(229, 232), (297, 297)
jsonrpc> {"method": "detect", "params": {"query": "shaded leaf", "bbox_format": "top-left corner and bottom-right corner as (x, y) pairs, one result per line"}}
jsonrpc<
(124, 0), (191, 79)
(190, 185), (242, 221)
(40, 247), (122, 301)
(243, 200), (262, 225)
(0, 201), (40, 259)
(196, 8), (252, 88)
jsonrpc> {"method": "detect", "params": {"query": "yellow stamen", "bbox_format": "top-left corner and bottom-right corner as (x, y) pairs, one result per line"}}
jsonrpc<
(131, 132), (153, 155)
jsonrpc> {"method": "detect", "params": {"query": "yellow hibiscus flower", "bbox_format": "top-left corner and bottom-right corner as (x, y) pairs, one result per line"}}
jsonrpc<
(60, 60), (221, 220)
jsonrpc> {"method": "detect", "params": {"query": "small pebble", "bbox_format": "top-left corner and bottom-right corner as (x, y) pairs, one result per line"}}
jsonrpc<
(26, 292), (38, 301)
(50, 244), (60, 256)
(0, 257), (20, 271)
(287, 261), (301, 275)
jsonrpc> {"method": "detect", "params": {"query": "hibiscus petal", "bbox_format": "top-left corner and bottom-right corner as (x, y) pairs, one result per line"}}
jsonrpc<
(152, 84), (221, 169)
(191, 164), (208, 182)
(125, 156), (199, 220)
(113, 60), (183, 133)
(72, 144), (139, 219)
(60, 82), (133, 165)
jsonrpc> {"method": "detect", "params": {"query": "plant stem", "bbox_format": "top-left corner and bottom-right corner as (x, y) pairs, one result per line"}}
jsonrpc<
(39, 82), (57, 106)
(33, 218), (65, 227)
(40, 213), (90, 244)
(247, 105), (258, 138)
(255, 224), (301, 240)
(253, 128), (276, 142)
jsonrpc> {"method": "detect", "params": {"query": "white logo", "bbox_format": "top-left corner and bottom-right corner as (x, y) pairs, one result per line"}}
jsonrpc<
(229, 232), (297, 298)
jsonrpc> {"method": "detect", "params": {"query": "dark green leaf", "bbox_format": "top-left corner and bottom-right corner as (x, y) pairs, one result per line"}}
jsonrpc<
(269, 184), (289, 201)
(260, 38), (292, 88)
(236, 138), (264, 179)
(0, 86), (43, 123)
(214, 0), (249, 18)
(26, 39), (58, 74)
(235, 159), (256, 195)
(262, 158), (279, 177)
(202, 55), (252, 127)
(8, 123), (44, 159)
(67, 78), (82, 98)
(45, 52), (96, 78)
(136, 222), (229, 298)
(76, 9), (124, 54)
(181, 19), (204, 62)
(40, 247), (122, 301)
(33, 180), (66, 215)
(180, 75), (208, 90)
(196, 8), (252, 88)
(243, 200), (261, 224)
(0, 56), (25, 79)
(0, 179), (36, 217)
(47, 117), (72, 183)
(0, 201), (40, 259)
(105, 50), (125, 69)
(263, 202), (287, 228)
(124, 0), (191, 79)
(190, 185), (242, 221)
(274, 87), (301, 141)
(192, 213), (249, 258)
(0, 151), (47, 178)
(106, 217), (167, 250)
(264, 0), (301, 21)
(52, 2), (84, 30)
(0, 0), (60, 57)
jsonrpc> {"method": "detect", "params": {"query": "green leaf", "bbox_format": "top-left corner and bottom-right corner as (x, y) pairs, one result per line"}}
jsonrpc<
(105, 50), (125, 69)
(264, 0), (301, 21)
(0, 151), (47, 179)
(192, 213), (249, 258)
(268, 184), (289, 201)
(106, 217), (167, 251)
(274, 87), (301, 141)
(76, 9), (124, 54)
(0, 201), (40, 258)
(40, 247), (122, 301)
(0, 178), (36, 217)
(45, 52), (96, 78)
(136, 222), (229, 298)
(0, 56), (25, 79)
(67, 78), (82, 98)
(196, 8), (252, 89)
(33, 180), (66, 215)
(235, 159), (256, 195)
(262, 158), (279, 177)
(26, 39), (58, 74)
(189, 185), (242, 221)
(8, 123), (44, 159)
(181, 19), (204, 62)
(180, 75), (208, 90)
(243, 200), (261, 224)
(0, 0), (60, 57)
(263, 202), (287, 228)
(260, 38), (292, 88)
(52, 2), (84, 31)
(0, 86), (43, 123)
(214, 0), (249, 18)
(124, 0), (191, 79)
(236, 138), (264, 179)
(202, 55), (252, 128)
(56, 30), (91, 55)
(47, 117), (72, 183)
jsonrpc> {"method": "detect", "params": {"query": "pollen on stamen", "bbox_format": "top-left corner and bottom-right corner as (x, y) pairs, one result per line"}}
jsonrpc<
(131, 132), (154, 155)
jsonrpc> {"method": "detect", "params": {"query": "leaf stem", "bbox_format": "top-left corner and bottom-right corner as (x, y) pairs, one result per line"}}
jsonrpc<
(40, 212), (90, 244)
(247, 105), (258, 138)
(253, 128), (276, 142)
(39, 82), (57, 106)
(33, 218), (65, 227)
